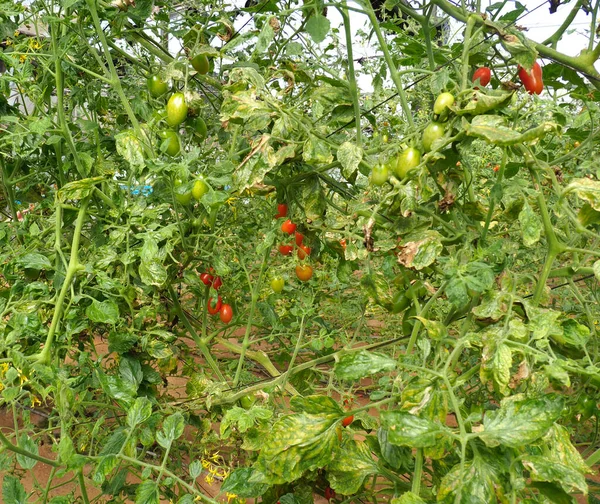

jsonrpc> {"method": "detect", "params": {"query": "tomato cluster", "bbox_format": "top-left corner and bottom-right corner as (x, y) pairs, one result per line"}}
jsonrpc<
(273, 203), (314, 286)
(200, 269), (233, 323)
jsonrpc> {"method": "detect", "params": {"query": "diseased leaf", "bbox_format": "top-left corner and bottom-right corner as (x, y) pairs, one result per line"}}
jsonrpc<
(518, 201), (542, 247)
(437, 456), (506, 503)
(328, 440), (378, 495)
(380, 411), (449, 448)
(337, 142), (362, 180)
(522, 455), (587, 495)
(397, 231), (443, 270)
(564, 177), (600, 211)
(221, 467), (269, 498)
(334, 351), (397, 381)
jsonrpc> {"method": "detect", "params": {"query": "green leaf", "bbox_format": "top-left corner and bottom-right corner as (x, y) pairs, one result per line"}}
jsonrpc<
(85, 299), (119, 325)
(303, 134), (333, 165)
(463, 115), (558, 145)
(480, 341), (512, 396)
(135, 480), (159, 504)
(57, 177), (104, 202)
(380, 411), (449, 448)
(16, 434), (38, 470)
(518, 201), (542, 247)
(2, 476), (27, 504)
(251, 413), (340, 484)
(437, 456), (505, 503)
(391, 492), (427, 504)
(522, 455), (587, 494)
(254, 19), (274, 54)
(327, 440), (378, 495)
(289, 395), (343, 415)
(305, 15), (330, 43)
(337, 142), (363, 180)
(499, 31), (537, 68)
(221, 468), (269, 498)
(16, 253), (52, 271)
(334, 351), (397, 381)
(156, 413), (185, 448)
(456, 91), (513, 116)
(115, 130), (145, 169)
(397, 231), (443, 270)
(479, 395), (564, 448)
(139, 239), (167, 287)
(221, 406), (273, 438)
(127, 397), (153, 428)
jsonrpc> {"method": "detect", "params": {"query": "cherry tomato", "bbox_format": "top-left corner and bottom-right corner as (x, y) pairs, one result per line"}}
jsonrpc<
(219, 303), (233, 323)
(275, 203), (288, 219)
(278, 244), (293, 256)
(573, 141), (581, 148)
(281, 219), (297, 235)
(159, 130), (180, 156)
(194, 117), (207, 140)
(211, 276), (222, 290)
(324, 487), (335, 501)
(422, 122), (445, 152)
(370, 163), (389, 186)
(191, 54), (209, 75)
(147, 75), (169, 97)
(207, 296), (222, 315)
(166, 92), (188, 127)
(271, 277), (284, 293)
(433, 92), (454, 115)
(297, 244), (311, 260)
(395, 148), (421, 179)
(200, 273), (214, 286)
(472, 67), (491, 87)
(518, 61), (543, 95)
(295, 232), (304, 246)
(341, 415), (354, 427)
(340, 238), (347, 250)
(192, 178), (208, 200)
(295, 264), (313, 282)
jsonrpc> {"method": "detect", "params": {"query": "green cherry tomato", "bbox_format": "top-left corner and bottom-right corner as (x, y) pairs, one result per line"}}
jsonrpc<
(433, 92), (454, 115)
(395, 148), (421, 179)
(240, 395), (256, 409)
(166, 92), (188, 128)
(370, 163), (389, 186)
(271, 277), (285, 293)
(174, 183), (192, 205)
(191, 54), (210, 75)
(158, 130), (181, 156)
(195, 117), (208, 139)
(147, 75), (169, 97)
(192, 178), (209, 200)
(422, 123), (445, 152)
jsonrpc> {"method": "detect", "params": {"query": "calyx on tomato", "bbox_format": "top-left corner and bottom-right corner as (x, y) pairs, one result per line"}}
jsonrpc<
(518, 61), (543, 95)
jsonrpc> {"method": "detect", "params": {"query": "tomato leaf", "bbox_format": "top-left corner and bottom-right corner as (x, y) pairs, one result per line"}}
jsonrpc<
(289, 395), (343, 415)
(437, 455), (505, 503)
(2, 475), (27, 504)
(397, 231), (443, 270)
(563, 177), (600, 211)
(522, 455), (587, 494)
(222, 467), (269, 498)
(305, 15), (330, 43)
(380, 411), (450, 448)
(518, 201), (542, 247)
(327, 440), (378, 495)
(337, 142), (363, 180)
(135, 480), (159, 504)
(334, 351), (397, 381)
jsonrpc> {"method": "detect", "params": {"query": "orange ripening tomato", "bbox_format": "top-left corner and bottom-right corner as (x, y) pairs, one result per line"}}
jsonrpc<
(281, 219), (297, 234)
(295, 264), (313, 282)
(219, 303), (233, 323)
(297, 244), (311, 260)
(295, 232), (304, 246)
(518, 61), (543, 95)
(341, 415), (354, 427)
(278, 244), (293, 256)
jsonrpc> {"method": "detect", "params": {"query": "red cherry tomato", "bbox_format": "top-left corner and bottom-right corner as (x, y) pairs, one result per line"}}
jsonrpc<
(219, 303), (233, 323)
(341, 415), (354, 427)
(278, 244), (293, 256)
(275, 203), (288, 219)
(211, 276), (222, 290)
(200, 273), (214, 286)
(340, 239), (347, 250)
(295, 264), (313, 282)
(472, 67), (491, 87)
(281, 219), (297, 235)
(324, 487), (335, 501)
(518, 61), (543, 95)
(295, 232), (304, 246)
(297, 244), (311, 260)
(207, 296), (222, 315)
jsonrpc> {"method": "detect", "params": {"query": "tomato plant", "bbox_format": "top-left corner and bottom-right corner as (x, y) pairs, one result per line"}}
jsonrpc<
(394, 147), (421, 178)
(219, 303), (233, 323)
(295, 264), (313, 282)
(166, 92), (188, 127)
(147, 74), (169, 97)
(472, 66), (491, 86)
(518, 61), (544, 94)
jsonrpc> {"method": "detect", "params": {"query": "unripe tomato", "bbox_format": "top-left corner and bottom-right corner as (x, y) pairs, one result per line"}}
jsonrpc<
(219, 303), (233, 323)
(194, 117), (207, 140)
(295, 232), (304, 246)
(192, 178), (208, 200)
(174, 184), (192, 205)
(518, 61), (543, 95)
(166, 92), (188, 127)
(281, 219), (297, 235)
(370, 163), (389, 186)
(271, 277), (284, 293)
(147, 75), (169, 97)
(297, 244), (311, 260)
(295, 264), (313, 282)
(472, 67), (491, 87)
(207, 296), (222, 315)
(159, 130), (180, 156)
(422, 122), (445, 152)
(240, 394), (256, 409)
(278, 244), (293, 256)
(191, 54), (209, 75)
(395, 148), (421, 178)
(341, 415), (354, 427)
(433, 92), (454, 115)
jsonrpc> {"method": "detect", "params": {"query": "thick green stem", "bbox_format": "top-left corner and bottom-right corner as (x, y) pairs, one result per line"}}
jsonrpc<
(460, 16), (476, 90)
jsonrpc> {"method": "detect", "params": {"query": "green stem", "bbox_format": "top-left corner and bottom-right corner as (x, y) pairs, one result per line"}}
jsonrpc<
(460, 16), (476, 90)
(279, 315), (306, 393)
(0, 429), (60, 467)
(78, 470), (90, 504)
(542, 0), (584, 48)
(412, 448), (423, 495)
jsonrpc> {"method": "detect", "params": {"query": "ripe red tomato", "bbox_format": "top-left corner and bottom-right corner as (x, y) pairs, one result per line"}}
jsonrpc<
(324, 487), (335, 500)
(340, 239), (347, 250)
(295, 264), (313, 282)
(281, 219), (296, 234)
(275, 203), (288, 219)
(472, 67), (491, 87)
(341, 415), (354, 427)
(278, 244), (293, 256)
(219, 303), (233, 323)
(207, 296), (222, 315)
(211, 276), (222, 290)
(200, 272), (213, 286)
(295, 232), (304, 246)
(297, 244), (311, 260)
(518, 61), (543, 95)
